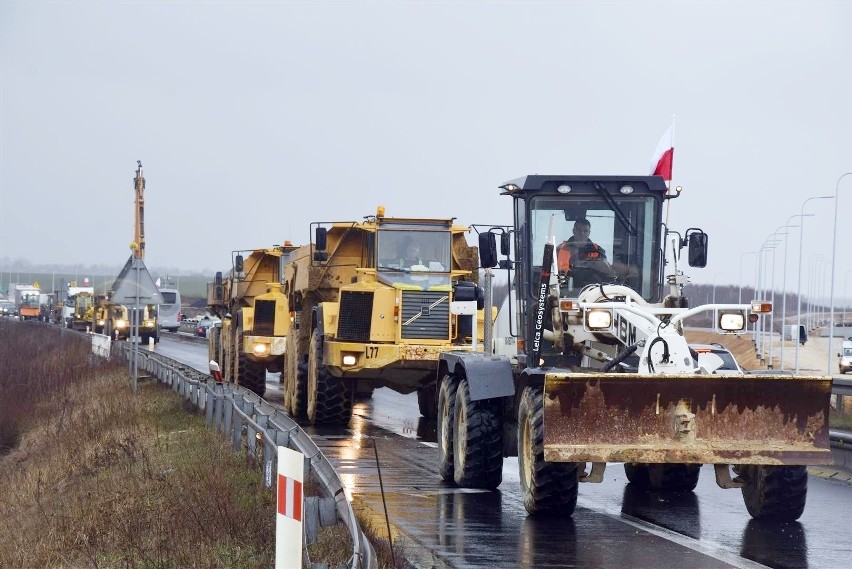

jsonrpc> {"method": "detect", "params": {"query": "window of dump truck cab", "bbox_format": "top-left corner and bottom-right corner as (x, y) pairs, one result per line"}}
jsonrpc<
(376, 225), (452, 273)
(528, 196), (658, 301)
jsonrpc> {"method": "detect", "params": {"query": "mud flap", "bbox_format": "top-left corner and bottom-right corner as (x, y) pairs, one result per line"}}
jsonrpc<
(542, 372), (833, 465)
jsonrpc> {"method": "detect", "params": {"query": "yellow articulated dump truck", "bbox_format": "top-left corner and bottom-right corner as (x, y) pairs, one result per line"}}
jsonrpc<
(207, 243), (299, 397)
(282, 207), (482, 425)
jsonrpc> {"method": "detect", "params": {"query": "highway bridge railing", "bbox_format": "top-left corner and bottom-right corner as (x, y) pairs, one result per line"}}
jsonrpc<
(110, 339), (377, 569)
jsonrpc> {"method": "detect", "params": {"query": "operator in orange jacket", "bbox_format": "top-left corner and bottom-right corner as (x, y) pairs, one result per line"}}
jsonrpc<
(556, 218), (606, 273)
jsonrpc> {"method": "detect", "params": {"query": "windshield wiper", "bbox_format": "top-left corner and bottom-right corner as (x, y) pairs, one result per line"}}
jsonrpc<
(593, 182), (637, 235)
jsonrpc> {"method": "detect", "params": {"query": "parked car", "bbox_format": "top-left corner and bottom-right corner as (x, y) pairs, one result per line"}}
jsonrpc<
(691, 343), (744, 375)
(195, 318), (220, 338)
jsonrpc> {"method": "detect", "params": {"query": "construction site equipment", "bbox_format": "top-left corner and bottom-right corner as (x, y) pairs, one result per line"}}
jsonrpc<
(282, 208), (481, 425)
(63, 281), (96, 330)
(13, 283), (40, 320)
(437, 175), (832, 522)
(207, 243), (299, 397)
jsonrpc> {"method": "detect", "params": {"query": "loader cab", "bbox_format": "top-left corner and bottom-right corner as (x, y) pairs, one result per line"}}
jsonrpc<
(502, 176), (668, 304)
(497, 175), (670, 363)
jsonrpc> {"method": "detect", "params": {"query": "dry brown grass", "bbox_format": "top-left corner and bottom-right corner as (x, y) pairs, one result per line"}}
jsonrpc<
(1, 321), (409, 568)
(0, 321), (276, 568)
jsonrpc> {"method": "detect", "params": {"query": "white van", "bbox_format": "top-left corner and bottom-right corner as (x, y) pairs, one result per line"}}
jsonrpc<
(157, 286), (182, 332)
(838, 340), (852, 374)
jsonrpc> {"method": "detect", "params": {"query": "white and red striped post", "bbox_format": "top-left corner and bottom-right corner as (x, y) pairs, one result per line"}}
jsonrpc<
(208, 360), (223, 383)
(276, 446), (304, 568)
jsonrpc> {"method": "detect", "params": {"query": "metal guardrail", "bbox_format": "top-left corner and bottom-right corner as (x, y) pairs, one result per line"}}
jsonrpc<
(833, 377), (852, 396)
(113, 341), (377, 569)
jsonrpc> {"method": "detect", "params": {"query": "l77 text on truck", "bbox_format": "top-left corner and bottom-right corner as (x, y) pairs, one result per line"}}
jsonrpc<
(436, 175), (832, 522)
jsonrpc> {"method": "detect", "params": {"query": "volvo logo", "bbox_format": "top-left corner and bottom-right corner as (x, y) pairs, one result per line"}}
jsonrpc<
(402, 295), (448, 325)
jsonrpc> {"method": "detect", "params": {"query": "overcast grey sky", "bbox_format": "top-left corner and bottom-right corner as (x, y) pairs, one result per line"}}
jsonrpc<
(1, 0), (850, 294)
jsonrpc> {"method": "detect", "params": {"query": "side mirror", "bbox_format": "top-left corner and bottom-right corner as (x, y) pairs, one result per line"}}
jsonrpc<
(235, 255), (244, 273)
(478, 232), (498, 268)
(500, 232), (511, 256)
(313, 227), (328, 261)
(315, 227), (327, 252)
(688, 232), (708, 268)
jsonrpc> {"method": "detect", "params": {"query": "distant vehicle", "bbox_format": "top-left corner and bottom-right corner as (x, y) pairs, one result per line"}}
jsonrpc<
(0, 300), (15, 316)
(195, 318), (220, 338)
(13, 283), (40, 320)
(838, 340), (852, 374)
(157, 286), (182, 332)
(783, 324), (807, 346)
(691, 343), (745, 375)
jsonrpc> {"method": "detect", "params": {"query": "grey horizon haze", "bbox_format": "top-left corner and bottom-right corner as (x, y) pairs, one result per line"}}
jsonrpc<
(1, 1), (850, 297)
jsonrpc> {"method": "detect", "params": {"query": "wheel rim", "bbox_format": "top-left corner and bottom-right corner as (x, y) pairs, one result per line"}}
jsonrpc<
(454, 393), (467, 473)
(521, 414), (534, 492)
(440, 391), (451, 457)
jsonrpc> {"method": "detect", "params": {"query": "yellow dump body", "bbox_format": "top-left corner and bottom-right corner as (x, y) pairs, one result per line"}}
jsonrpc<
(543, 372), (833, 466)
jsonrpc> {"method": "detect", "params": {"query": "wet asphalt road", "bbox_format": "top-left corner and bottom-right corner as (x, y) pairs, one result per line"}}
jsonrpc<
(152, 336), (852, 568)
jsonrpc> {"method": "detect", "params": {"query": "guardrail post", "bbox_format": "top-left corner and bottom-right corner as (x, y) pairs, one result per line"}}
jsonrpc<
(213, 384), (225, 430)
(205, 383), (217, 426)
(223, 387), (233, 435)
(232, 393), (245, 452)
(257, 414), (276, 488)
(304, 497), (320, 545)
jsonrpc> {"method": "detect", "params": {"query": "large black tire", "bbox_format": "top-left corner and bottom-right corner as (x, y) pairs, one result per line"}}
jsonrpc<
(518, 385), (579, 515)
(452, 378), (503, 489)
(437, 375), (458, 482)
(738, 465), (808, 521)
(238, 355), (267, 397)
(284, 326), (308, 418)
(307, 328), (352, 425)
(208, 326), (221, 368)
(417, 385), (438, 419)
(623, 463), (701, 492)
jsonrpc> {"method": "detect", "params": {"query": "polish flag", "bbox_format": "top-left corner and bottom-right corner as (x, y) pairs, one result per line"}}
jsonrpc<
(649, 124), (674, 181)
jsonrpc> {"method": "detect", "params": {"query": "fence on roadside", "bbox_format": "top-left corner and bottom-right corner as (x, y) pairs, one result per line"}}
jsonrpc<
(109, 340), (377, 569)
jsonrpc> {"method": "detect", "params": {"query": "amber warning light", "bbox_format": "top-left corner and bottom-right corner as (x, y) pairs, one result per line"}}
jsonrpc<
(751, 302), (772, 313)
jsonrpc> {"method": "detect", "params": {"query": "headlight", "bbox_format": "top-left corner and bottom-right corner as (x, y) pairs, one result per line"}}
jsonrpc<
(342, 354), (357, 366)
(585, 309), (612, 330)
(719, 311), (745, 331)
(252, 343), (269, 356)
(116, 319), (126, 328)
(97, 320), (105, 326)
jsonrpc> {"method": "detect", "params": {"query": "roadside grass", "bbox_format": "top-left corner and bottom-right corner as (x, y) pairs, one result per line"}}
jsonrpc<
(1, 321), (276, 568)
(1, 321), (405, 568)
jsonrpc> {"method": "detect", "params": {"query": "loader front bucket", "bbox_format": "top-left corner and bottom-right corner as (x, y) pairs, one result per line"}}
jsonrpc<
(542, 372), (833, 465)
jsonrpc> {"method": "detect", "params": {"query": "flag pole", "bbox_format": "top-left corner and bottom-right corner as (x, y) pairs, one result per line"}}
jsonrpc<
(663, 114), (676, 230)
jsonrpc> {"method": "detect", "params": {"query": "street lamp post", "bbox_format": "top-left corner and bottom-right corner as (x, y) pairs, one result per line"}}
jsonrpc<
(808, 255), (828, 330)
(755, 240), (778, 360)
(712, 272), (723, 305)
(757, 240), (779, 361)
(768, 225), (797, 369)
(796, 195), (835, 373)
(739, 251), (757, 304)
(828, 173), (852, 375)
(780, 214), (811, 370)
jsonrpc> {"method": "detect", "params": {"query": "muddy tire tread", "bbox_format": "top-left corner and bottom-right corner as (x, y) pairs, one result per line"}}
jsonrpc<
(519, 385), (579, 515)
